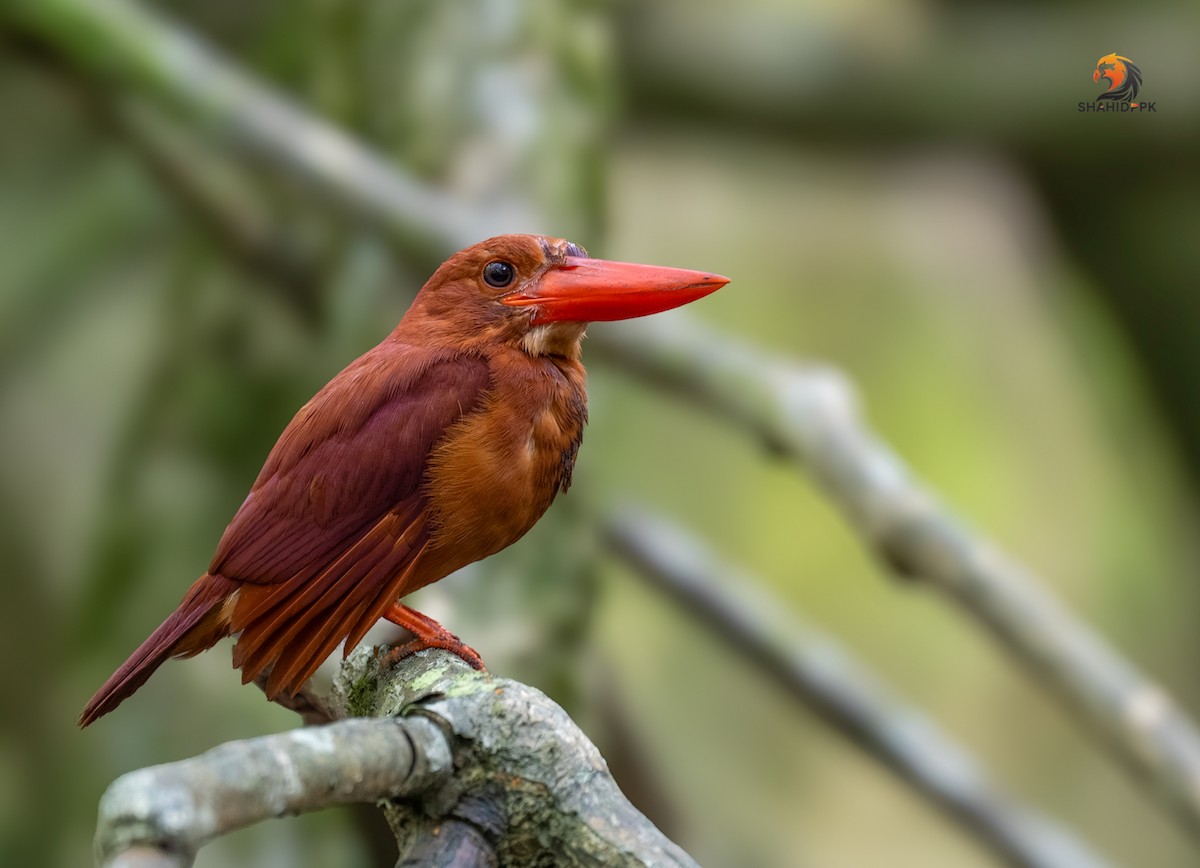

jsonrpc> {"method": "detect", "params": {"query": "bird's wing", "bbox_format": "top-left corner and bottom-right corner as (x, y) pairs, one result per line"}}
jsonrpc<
(206, 341), (491, 694)
(211, 342), (488, 585)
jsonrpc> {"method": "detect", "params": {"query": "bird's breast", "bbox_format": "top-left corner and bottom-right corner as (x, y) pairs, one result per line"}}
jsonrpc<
(419, 353), (587, 573)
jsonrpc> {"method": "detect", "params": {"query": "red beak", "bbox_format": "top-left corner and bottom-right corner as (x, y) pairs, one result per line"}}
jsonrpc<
(502, 256), (729, 324)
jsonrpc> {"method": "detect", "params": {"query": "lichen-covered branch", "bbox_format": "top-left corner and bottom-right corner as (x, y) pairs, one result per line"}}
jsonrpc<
(96, 650), (697, 868)
(332, 648), (700, 868)
(95, 715), (452, 868)
(605, 509), (1115, 868)
(588, 315), (1200, 842)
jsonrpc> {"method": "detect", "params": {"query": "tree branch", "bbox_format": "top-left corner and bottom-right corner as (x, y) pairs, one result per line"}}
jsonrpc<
(96, 649), (697, 868)
(95, 715), (452, 868)
(587, 315), (1200, 842)
(604, 508), (1115, 868)
(333, 648), (700, 868)
(251, 670), (336, 726)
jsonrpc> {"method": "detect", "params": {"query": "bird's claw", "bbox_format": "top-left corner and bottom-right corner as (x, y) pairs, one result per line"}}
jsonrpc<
(377, 636), (487, 676)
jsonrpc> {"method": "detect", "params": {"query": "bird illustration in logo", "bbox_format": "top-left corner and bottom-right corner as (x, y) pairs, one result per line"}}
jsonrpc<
(1093, 53), (1142, 103)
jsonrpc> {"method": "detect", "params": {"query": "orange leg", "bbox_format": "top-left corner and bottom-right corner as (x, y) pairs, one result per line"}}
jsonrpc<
(380, 603), (485, 672)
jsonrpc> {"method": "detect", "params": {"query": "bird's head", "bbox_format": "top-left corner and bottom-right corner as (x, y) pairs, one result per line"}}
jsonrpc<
(398, 234), (729, 358)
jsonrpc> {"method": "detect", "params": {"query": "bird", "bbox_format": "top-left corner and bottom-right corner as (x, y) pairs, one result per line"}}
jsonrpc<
(79, 234), (728, 727)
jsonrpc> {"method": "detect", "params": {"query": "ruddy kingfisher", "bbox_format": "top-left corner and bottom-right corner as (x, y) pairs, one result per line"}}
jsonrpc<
(80, 234), (728, 726)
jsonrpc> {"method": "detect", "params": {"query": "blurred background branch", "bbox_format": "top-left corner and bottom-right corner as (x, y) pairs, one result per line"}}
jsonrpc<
(1, 0), (1198, 867)
(92, 93), (325, 321)
(590, 317), (1200, 841)
(604, 509), (1115, 868)
(4, 0), (527, 265)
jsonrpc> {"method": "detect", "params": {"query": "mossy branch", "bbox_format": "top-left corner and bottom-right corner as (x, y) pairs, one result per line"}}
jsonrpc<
(96, 649), (697, 868)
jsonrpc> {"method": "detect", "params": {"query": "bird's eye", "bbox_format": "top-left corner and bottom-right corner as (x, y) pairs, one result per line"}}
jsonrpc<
(483, 260), (516, 289)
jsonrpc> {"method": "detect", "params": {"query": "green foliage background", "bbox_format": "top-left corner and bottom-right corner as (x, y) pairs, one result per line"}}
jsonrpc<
(1, 0), (1198, 866)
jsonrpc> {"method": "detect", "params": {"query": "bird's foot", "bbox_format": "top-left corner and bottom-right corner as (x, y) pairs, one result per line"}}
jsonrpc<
(379, 603), (486, 673)
(377, 636), (486, 674)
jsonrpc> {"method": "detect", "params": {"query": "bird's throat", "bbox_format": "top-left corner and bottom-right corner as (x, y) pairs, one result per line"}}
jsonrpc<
(520, 322), (587, 359)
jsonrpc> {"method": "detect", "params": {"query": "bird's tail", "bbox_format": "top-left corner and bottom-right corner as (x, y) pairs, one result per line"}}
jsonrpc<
(78, 573), (239, 727)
